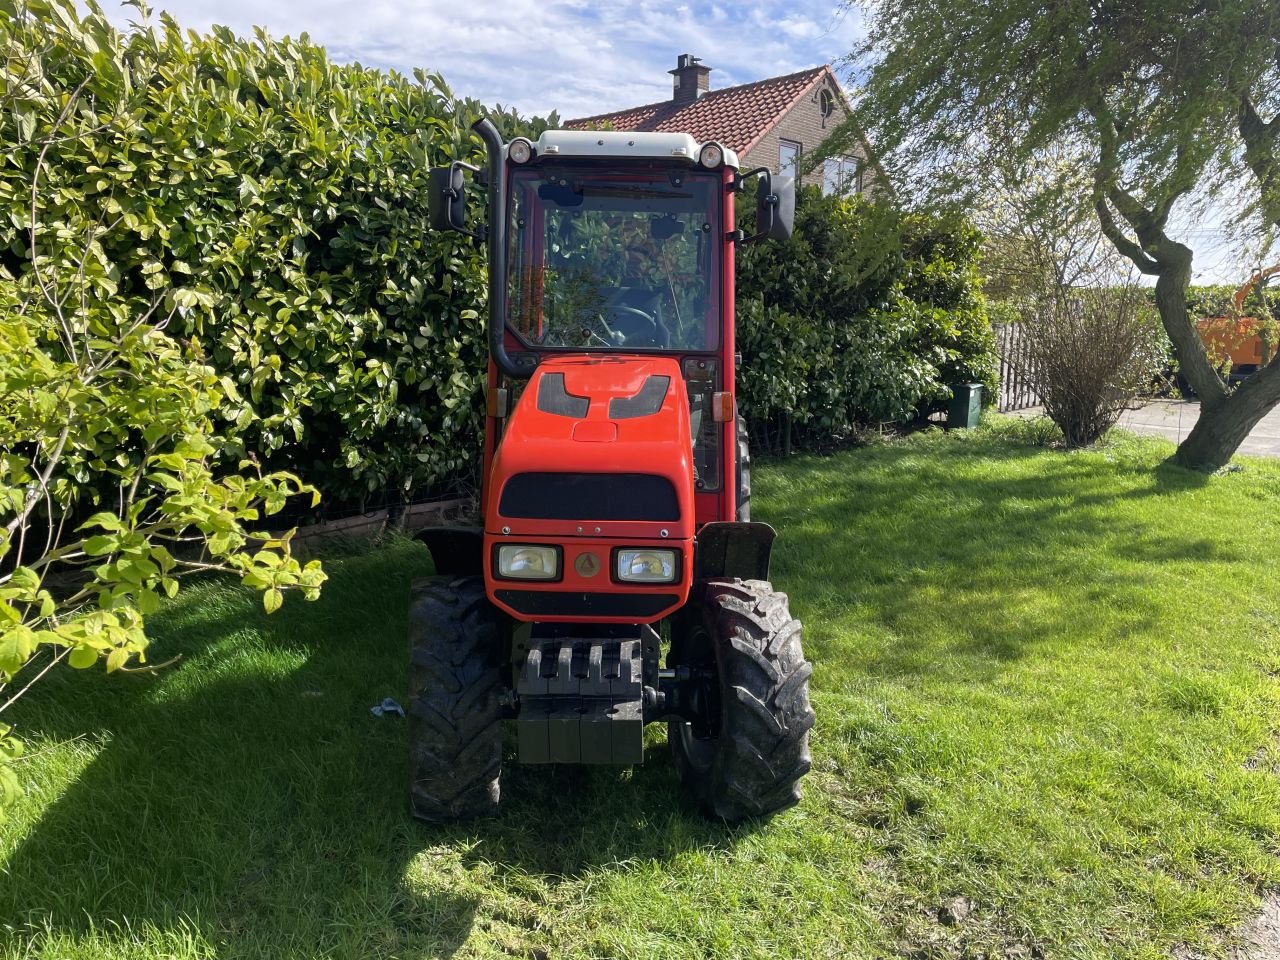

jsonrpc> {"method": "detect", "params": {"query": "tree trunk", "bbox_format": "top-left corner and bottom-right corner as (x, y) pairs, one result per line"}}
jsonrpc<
(1142, 232), (1280, 470)
(1173, 400), (1266, 469)
(1169, 365), (1280, 469)
(1152, 255), (1227, 403)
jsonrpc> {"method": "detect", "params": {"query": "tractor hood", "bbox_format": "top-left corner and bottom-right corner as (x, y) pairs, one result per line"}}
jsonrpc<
(486, 355), (695, 541)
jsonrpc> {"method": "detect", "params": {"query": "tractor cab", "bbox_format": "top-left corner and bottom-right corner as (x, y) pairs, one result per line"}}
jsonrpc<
(410, 120), (812, 823)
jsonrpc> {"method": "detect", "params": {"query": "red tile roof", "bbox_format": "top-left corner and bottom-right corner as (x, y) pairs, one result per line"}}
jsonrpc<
(565, 66), (830, 156)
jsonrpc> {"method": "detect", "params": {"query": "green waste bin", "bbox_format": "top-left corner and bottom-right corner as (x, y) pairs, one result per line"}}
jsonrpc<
(947, 383), (982, 429)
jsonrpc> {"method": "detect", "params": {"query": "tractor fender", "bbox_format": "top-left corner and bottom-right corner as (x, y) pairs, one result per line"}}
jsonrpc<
(415, 526), (484, 577)
(693, 521), (776, 583)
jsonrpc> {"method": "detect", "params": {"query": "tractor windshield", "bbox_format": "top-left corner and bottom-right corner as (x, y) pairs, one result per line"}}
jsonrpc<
(507, 169), (720, 352)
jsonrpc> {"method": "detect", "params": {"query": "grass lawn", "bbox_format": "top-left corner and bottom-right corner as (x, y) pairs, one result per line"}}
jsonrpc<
(2, 421), (1280, 959)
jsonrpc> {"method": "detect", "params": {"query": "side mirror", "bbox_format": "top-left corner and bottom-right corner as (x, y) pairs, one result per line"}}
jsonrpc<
(428, 163), (468, 232)
(755, 173), (795, 242)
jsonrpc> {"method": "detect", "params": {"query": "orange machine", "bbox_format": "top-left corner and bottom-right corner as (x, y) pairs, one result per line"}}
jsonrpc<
(1196, 264), (1280, 374)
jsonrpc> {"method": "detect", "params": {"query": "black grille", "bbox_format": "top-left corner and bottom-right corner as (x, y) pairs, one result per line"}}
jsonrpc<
(499, 473), (679, 521)
(609, 375), (670, 419)
(496, 590), (679, 619)
(537, 373), (589, 418)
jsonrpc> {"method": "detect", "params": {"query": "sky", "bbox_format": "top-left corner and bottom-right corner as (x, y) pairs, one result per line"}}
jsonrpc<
(113, 0), (864, 122)
(105, 0), (1250, 283)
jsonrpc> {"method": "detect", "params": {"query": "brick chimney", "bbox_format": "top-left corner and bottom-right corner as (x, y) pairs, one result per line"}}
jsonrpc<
(669, 54), (711, 104)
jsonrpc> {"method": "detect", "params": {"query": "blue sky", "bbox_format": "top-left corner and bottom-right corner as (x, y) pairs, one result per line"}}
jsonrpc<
(107, 0), (1247, 282)
(115, 0), (864, 122)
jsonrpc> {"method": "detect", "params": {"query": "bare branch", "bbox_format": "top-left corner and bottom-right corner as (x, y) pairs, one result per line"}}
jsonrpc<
(117, 655), (183, 675)
(125, 439), (159, 507)
(0, 646), (71, 715)
(4, 421), (71, 539)
(29, 77), (92, 363)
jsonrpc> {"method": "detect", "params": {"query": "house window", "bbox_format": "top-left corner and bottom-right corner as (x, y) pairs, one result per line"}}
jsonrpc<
(778, 139), (800, 175)
(822, 156), (862, 196)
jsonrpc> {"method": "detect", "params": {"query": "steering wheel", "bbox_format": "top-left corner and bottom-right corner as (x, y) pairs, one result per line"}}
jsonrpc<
(596, 306), (669, 348)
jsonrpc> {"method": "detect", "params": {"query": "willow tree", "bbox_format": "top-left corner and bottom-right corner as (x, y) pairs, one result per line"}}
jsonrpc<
(848, 0), (1280, 468)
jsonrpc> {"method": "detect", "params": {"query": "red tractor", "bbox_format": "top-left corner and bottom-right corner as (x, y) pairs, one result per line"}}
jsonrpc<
(411, 119), (814, 823)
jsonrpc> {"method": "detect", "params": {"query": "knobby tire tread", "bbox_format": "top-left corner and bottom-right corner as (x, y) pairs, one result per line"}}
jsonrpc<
(408, 576), (503, 821)
(670, 577), (815, 822)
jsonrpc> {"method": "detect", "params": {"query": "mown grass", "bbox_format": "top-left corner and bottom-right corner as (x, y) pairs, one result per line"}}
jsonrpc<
(2, 421), (1279, 959)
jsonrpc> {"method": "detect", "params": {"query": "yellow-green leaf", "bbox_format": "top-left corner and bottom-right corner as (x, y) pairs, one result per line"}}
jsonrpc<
(263, 588), (283, 614)
(105, 647), (129, 673)
(68, 645), (99, 669)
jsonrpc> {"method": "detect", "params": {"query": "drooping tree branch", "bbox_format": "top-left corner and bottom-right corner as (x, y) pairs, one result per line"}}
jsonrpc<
(1240, 93), (1280, 229)
(1094, 195), (1159, 273)
(1090, 114), (1164, 272)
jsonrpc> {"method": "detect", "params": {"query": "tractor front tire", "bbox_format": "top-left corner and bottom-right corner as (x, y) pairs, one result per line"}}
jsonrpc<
(669, 579), (815, 822)
(408, 576), (503, 822)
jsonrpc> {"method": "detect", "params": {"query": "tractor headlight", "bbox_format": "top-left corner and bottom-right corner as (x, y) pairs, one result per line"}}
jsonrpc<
(496, 544), (559, 580)
(508, 138), (534, 164)
(698, 143), (723, 168)
(615, 548), (677, 583)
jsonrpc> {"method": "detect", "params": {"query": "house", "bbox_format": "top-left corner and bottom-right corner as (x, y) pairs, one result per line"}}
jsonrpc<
(565, 54), (881, 196)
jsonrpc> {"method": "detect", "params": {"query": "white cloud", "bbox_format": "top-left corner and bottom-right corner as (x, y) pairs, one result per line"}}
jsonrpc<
(108, 0), (864, 119)
(778, 17), (823, 40)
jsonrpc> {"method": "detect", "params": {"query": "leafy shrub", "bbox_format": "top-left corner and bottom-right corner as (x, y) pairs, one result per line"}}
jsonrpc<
(899, 213), (1000, 407)
(736, 188), (996, 449)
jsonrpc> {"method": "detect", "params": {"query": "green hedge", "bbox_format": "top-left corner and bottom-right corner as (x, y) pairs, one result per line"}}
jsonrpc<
(736, 188), (997, 449)
(1, 1), (554, 504)
(1185, 283), (1280, 319)
(4, 3), (994, 506)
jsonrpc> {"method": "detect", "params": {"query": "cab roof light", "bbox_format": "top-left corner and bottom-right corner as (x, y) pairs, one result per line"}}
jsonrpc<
(508, 138), (534, 164)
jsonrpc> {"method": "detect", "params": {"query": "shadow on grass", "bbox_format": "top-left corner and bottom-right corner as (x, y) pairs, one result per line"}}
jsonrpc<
(0, 540), (749, 958)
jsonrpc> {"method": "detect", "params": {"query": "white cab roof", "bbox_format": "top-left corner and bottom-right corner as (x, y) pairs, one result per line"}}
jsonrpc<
(525, 129), (740, 169)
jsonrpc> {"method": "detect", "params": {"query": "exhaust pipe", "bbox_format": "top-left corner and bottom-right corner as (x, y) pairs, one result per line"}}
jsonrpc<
(472, 118), (536, 380)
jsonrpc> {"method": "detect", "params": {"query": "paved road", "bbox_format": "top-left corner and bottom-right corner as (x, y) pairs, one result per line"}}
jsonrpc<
(1116, 399), (1280, 459)
(1012, 399), (1280, 458)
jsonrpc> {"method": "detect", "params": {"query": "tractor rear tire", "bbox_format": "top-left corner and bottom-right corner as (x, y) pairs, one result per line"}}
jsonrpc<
(669, 579), (815, 822)
(735, 415), (751, 522)
(408, 576), (503, 822)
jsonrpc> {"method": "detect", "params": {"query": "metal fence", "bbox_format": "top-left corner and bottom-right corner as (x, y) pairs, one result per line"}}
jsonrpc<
(996, 323), (1040, 412)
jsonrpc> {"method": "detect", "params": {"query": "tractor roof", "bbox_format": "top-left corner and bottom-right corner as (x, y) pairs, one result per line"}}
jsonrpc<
(527, 129), (740, 169)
